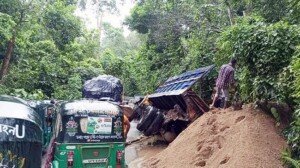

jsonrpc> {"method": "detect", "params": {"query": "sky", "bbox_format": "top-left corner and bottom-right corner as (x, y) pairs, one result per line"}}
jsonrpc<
(74, 0), (136, 36)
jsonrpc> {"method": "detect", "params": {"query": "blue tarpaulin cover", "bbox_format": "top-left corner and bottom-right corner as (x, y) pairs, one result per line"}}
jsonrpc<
(149, 65), (215, 98)
(148, 65), (214, 111)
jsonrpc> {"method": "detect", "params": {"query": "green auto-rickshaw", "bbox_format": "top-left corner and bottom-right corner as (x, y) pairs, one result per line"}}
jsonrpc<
(51, 99), (125, 168)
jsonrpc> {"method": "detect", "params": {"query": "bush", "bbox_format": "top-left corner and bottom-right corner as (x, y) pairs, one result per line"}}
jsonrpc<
(283, 108), (300, 167)
(283, 45), (300, 164)
(216, 17), (300, 103)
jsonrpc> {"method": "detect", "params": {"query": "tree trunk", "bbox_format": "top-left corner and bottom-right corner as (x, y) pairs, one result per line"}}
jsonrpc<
(0, 36), (16, 83)
(97, 12), (104, 47)
(95, 0), (104, 48)
(227, 8), (233, 25)
(224, 0), (234, 26)
(0, 8), (25, 83)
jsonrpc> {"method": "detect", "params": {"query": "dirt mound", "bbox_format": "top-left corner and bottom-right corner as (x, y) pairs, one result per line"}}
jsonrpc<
(143, 105), (287, 168)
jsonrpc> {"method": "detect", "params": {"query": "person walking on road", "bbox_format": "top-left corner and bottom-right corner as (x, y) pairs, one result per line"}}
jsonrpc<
(210, 58), (237, 109)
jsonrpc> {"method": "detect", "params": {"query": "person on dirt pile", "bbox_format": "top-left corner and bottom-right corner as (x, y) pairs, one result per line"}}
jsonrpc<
(123, 114), (130, 140)
(210, 58), (237, 109)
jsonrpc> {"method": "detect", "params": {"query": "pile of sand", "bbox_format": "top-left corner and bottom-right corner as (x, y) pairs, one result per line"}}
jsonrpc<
(143, 105), (287, 168)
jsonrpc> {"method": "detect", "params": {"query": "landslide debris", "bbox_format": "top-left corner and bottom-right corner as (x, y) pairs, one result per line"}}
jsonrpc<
(143, 105), (287, 168)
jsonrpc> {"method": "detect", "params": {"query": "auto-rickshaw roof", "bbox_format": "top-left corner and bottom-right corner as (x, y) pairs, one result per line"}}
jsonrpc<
(148, 65), (214, 110)
(60, 99), (121, 115)
(0, 96), (42, 126)
(0, 95), (29, 105)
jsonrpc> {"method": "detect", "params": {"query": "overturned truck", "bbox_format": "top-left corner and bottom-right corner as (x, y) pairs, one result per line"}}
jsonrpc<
(132, 65), (214, 142)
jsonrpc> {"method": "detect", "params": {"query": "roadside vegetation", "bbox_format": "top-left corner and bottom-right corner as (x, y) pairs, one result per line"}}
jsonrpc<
(0, 0), (299, 166)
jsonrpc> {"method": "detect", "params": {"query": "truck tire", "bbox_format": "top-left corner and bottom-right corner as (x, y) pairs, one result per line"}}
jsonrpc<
(129, 106), (143, 121)
(143, 111), (164, 136)
(136, 106), (151, 131)
(137, 107), (158, 132)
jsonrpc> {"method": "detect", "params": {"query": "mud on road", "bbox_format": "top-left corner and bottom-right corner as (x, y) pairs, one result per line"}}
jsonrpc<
(125, 121), (167, 168)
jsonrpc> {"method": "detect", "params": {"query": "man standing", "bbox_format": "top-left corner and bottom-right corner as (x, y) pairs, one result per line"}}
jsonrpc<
(210, 58), (237, 109)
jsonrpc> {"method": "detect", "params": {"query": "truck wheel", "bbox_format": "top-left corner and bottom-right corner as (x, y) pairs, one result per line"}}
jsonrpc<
(144, 111), (164, 136)
(136, 106), (150, 131)
(137, 107), (158, 132)
(129, 106), (143, 121)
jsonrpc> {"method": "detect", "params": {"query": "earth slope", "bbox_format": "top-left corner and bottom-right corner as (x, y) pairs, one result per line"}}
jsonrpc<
(143, 105), (287, 168)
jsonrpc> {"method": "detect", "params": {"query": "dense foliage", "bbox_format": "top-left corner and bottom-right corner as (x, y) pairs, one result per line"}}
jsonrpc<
(0, 0), (103, 99)
(284, 46), (300, 164)
(216, 18), (300, 103)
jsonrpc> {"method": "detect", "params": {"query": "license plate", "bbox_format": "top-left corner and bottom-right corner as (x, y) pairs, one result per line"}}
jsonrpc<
(82, 158), (108, 164)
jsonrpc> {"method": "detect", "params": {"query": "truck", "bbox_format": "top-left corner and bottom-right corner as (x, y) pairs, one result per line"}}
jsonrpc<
(131, 65), (214, 142)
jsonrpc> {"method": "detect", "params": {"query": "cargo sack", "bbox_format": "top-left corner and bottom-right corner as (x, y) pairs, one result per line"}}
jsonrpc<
(82, 75), (123, 102)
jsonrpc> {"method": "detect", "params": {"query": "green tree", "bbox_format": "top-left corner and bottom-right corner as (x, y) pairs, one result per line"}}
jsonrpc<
(0, 0), (103, 99)
(288, 0), (300, 24)
(43, 1), (82, 49)
(78, 0), (119, 45)
(0, 0), (44, 82)
(100, 49), (123, 77)
(101, 23), (129, 57)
